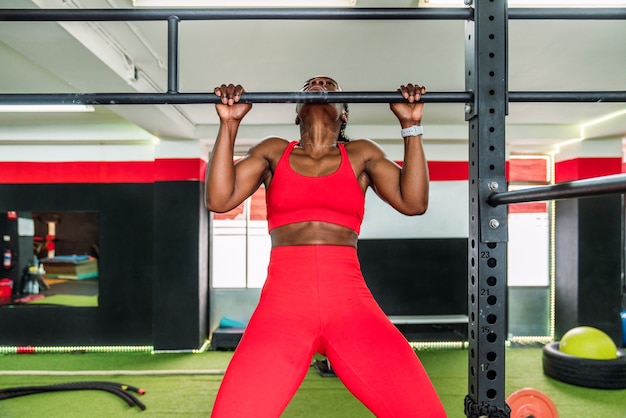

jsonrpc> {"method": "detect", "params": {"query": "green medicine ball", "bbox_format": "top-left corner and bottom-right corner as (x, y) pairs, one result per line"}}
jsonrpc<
(560, 326), (618, 360)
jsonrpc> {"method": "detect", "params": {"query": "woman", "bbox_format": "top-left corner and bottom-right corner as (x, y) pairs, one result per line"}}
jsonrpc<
(206, 77), (446, 417)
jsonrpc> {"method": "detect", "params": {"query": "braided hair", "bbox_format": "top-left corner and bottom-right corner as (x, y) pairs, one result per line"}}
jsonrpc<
(338, 103), (349, 143)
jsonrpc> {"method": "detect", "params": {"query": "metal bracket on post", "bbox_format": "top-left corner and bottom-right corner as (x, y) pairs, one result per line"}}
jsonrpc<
(480, 177), (508, 243)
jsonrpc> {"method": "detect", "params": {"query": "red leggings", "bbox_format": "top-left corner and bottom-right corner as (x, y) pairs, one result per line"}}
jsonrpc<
(211, 245), (446, 417)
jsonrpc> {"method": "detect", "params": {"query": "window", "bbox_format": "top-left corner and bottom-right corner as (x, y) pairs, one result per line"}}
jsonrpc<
(211, 188), (270, 288)
(507, 197), (550, 287)
(506, 156), (551, 287)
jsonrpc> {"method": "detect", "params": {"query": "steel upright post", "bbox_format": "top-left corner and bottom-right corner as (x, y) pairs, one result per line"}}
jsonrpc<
(167, 16), (180, 94)
(464, 1), (510, 417)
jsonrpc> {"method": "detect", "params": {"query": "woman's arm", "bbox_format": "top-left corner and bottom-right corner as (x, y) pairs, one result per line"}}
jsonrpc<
(205, 84), (269, 213)
(364, 84), (430, 216)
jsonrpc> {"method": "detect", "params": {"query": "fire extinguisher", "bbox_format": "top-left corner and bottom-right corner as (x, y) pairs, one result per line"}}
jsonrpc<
(3, 249), (13, 270)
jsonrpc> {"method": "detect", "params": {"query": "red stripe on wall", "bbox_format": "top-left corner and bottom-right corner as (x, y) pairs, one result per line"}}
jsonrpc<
(409, 159), (545, 182)
(509, 202), (548, 213)
(555, 157), (622, 183)
(0, 159), (207, 184)
(0, 161), (155, 184)
(155, 159), (207, 182)
(427, 161), (468, 181)
(508, 158), (549, 183)
(0, 159), (468, 184)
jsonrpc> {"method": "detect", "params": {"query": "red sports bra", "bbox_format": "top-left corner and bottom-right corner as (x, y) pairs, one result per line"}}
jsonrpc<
(266, 141), (365, 234)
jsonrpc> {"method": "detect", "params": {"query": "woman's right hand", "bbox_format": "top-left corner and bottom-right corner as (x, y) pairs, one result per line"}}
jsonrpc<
(214, 83), (253, 122)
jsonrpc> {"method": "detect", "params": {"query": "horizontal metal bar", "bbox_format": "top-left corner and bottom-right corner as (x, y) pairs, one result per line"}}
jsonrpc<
(0, 8), (472, 21)
(509, 8), (626, 20)
(0, 91), (472, 105)
(488, 174), (626, 206)
(3, 7), (625, 22)
(510, 91), (626, 103)
(3, 90), (626, 105)
(387, 315), (469, 325)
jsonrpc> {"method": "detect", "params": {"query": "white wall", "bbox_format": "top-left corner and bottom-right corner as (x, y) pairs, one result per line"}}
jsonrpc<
(361, 141), (469, 239)
(360, 181), (468, 239)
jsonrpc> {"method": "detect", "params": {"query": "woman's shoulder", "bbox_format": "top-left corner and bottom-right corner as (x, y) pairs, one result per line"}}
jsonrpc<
(344, 138), (385, 156)
(249, 136), (291, 156)
(257, 136), (291, 147)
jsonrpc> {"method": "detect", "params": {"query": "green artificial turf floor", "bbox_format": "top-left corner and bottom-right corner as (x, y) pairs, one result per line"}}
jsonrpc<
(0, 348), (624, 417)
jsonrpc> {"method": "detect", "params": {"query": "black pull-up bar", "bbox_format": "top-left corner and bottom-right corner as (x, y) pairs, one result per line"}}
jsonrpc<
(3, 91), (626, 106)
(0, 92), (470, 105)
(488, 174), (626, 206)
(2, 7), (626, 21)
(0, 8), (473, 21)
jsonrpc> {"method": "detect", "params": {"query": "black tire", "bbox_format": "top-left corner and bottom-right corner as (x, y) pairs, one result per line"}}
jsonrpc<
(542, 342), (626, 389)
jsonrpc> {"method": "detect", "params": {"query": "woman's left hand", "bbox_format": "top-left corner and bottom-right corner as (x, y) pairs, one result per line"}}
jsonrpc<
(390, 83), (427, 124)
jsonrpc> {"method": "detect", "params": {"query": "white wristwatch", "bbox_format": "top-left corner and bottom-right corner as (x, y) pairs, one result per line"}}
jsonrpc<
(401, 125), (424, 138)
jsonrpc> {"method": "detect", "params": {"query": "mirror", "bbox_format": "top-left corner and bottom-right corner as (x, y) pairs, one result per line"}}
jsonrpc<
(0, 211), (99, 308)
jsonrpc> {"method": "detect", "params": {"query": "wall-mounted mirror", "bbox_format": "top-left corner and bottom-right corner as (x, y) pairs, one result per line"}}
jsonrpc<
(0, 211), (99, 308)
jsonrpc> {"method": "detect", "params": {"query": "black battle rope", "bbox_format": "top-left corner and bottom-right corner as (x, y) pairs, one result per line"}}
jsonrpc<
(0, 381), (147, 410)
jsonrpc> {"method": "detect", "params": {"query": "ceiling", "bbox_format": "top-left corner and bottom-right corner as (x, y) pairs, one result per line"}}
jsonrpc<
(1, 0), (625, 155)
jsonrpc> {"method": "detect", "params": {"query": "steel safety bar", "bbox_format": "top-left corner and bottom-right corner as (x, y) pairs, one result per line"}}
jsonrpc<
(508, 8), (626, 20)
(509, 91), (626, 103)
(488, 174), (626, 206)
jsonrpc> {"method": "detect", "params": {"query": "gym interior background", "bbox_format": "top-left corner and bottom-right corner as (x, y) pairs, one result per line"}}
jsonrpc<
(0, 1), (624, 357)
